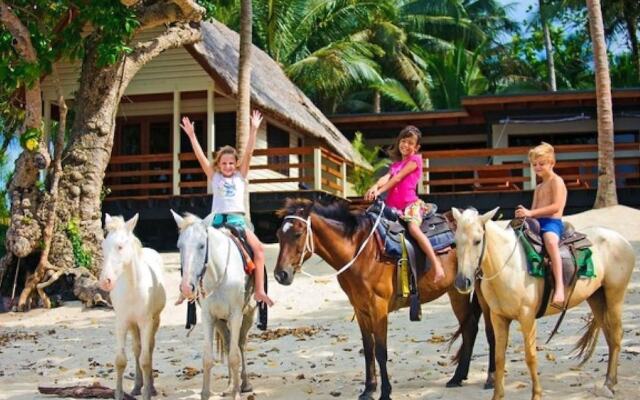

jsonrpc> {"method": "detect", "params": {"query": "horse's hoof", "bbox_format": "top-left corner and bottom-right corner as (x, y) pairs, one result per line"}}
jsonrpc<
(241, 382), (253, 393)
(446, 379), (463, 388)
(149, 385), (158, 396)
(200, 392), (211, 400)
(358, 392), (375, 400)
(484, 381), (495, 390)
(130, 386), (142, 396)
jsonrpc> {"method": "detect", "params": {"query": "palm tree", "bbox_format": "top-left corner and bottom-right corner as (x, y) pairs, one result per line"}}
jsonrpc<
(236, 0), (252, 156)
(586, 0), (618, 207)
(539, 0), (558, 90)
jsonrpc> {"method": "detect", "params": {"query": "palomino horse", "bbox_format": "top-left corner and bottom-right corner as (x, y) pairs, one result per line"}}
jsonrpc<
(451, 207), (635, 400)
(274, 199), (496, 400)
(99, 214), (166, 400)
(171, 211), (255, 400)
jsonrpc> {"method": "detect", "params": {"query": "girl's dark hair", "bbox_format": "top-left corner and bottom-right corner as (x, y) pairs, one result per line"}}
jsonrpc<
(388, 125), (422, 161)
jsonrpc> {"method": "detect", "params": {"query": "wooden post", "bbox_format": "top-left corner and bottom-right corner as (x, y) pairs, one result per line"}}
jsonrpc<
(529, 163), (536, 190)
(421, 157), (430, 194)
(206, 84), (215, 194)
(172, 90), (181, 195)
(314, 148), (322, 191)
(341, 162), (348, 197)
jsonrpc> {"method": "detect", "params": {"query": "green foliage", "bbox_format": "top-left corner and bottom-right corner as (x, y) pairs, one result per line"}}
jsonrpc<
(65, 219), (92, 269)
(348, 132), (389, 196)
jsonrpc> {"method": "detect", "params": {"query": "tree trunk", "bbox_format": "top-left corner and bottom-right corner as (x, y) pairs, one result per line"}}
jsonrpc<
(587, 0), (618, 208)
(625, 15), (640, 82)
(373, 90), (381, 113)
(237, 0), (253, 223)
(236, 0), (253, 156)
(540, 0), (557, 91)
(3, 18), (203, 309)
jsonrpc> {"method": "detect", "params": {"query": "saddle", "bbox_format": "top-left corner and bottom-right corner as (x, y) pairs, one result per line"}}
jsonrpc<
(510, 218), (594, 319)
(367, 201), (455, 321)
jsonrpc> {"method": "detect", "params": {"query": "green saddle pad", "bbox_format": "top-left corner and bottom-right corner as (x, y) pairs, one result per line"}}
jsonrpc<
(517, 230), (595, 279)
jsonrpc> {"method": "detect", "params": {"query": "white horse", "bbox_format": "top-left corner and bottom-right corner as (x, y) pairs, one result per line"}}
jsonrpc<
(170, 210), (255, 400)
(451, 207), (635, 400)
(99, 214), (166, 400)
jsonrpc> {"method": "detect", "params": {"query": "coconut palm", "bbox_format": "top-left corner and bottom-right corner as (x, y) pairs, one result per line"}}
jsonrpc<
(586, 0), (618, 207)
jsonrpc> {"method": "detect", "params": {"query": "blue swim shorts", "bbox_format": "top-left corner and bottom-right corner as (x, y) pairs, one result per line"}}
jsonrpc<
(537, 217), (563, 238)
(213, 213), (246, 228)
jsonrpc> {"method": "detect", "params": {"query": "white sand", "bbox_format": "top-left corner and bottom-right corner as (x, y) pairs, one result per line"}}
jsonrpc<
(1, 205), (639, 400)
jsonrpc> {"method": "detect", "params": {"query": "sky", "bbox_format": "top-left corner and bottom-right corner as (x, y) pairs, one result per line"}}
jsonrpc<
(500, 0), (537, 26)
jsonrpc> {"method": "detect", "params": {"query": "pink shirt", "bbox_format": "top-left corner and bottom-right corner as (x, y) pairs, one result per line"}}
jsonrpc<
(385, 154), (422, 210)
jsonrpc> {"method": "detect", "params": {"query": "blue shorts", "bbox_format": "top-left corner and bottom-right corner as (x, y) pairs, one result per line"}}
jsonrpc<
(213, 213), (246, 228)
(538, 217), (563, 238)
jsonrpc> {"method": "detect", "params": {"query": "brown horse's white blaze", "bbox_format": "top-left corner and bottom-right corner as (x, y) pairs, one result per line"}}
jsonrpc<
(451, 207), (635, 400)
(275, 199), (497, 399)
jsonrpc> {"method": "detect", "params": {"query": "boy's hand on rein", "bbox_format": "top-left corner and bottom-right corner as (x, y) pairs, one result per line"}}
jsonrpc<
(515, 205), (531, 218)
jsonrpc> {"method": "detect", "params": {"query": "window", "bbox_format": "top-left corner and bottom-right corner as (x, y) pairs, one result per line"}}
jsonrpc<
(267, 124), (290, 176)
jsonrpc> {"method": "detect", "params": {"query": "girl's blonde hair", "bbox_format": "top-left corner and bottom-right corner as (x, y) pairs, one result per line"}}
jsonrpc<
(389, 125), (422, 161)
(213, 145), (239, 171)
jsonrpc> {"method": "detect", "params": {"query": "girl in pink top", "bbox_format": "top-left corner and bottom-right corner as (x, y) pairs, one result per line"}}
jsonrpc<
(365, 126), (445, 283)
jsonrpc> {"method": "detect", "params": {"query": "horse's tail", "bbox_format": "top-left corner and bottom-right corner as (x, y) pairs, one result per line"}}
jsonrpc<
(572, 312), (600, 366)
(448, 291), (482, 365)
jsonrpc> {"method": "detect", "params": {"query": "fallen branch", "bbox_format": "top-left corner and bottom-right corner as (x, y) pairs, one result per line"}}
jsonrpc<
(38, 382), (135, 399)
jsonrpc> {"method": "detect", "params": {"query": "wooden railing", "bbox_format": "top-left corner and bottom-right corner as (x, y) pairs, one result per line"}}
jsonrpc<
(422, 143), (640, 194)
(104, 146), (351, 199)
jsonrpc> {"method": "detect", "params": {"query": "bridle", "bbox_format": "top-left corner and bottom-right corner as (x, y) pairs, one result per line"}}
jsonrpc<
(183, 227), (232, 301)
(282, 203), (385, 280)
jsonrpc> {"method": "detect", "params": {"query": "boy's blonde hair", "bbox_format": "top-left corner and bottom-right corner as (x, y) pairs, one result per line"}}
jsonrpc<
(213, 145), (239, 171)
(528, 142), (555, 163)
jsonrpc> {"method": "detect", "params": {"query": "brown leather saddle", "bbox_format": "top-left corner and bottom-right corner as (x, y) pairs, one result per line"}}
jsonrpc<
(512, 218), (592, 319)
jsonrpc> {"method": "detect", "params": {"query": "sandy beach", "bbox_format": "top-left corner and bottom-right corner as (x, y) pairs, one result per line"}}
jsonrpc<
(1, 205), (639, 400)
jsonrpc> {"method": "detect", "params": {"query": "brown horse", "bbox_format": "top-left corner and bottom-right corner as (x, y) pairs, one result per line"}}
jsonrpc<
(274, 199), (495, 400)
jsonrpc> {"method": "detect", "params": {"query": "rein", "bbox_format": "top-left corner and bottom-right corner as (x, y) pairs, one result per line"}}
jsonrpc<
(189, 228), (232, 301)
(284, 202), (386, 280)
(477, 223), (522, 281)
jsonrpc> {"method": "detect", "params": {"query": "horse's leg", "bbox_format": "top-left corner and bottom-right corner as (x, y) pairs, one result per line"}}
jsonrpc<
(201, 312), (215, 400)
(372, 298), (391, 400)
(223, 313), (243, 400)
(355, 311), (376, 400)
(478, 289), (496, 389)
(130, 324), (143, 396)
(519, 316), (542, 400)
(445, 288), (475, 387)
(238, 310), (255, 393)
(490, 312), (511, 400)
(146, 315), (161, 396)
(139, 320), (157, 400)
(601, 285), (624, 393)
(114, 321), (128, 400)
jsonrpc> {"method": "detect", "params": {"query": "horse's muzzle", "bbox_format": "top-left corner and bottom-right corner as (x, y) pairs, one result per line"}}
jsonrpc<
(274, 267), (293, 286)
(180, 281), (196, 298)
(454, 273), (473, 294)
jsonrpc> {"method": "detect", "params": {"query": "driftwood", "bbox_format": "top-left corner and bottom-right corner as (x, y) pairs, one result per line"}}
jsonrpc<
(38, 382), (135, 399)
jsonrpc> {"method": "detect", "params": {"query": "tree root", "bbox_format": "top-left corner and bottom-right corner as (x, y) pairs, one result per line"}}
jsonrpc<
(38, 382), (135, 399)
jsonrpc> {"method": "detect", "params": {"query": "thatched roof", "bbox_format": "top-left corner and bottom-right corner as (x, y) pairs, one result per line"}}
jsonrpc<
(185, 20), (368, 167)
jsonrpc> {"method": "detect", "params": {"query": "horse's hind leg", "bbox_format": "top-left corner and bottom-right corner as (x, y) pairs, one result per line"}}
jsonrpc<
(114, 322), (128, 400)
(445, 289), (475, 387)
(239, 311), (255, 393)
(600, 285), (624, 393)
(223, 313), (244, 400)
(130, 325), (143, 396)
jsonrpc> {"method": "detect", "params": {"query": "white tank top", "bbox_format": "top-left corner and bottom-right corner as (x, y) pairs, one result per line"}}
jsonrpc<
(211, 171), (246, 214)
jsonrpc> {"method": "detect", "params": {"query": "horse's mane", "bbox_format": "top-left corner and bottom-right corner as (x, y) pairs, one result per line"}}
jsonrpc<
(277, 198), (370, 237)
(175, 213), (202, 233)
(104, 215), (143, 252)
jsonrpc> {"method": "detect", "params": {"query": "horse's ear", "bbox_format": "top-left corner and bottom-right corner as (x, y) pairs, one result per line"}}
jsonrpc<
(170, 209), (183, 227)
(451, 207), (462, 222)
(202, 212), (215, 229)
(480, 207), (499, 224)
(125, 213), (139, 232)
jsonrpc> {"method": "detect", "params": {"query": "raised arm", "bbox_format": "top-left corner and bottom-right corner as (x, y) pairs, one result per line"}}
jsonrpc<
(239, 110), (263, 178)
(180, 117), (214, 179)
